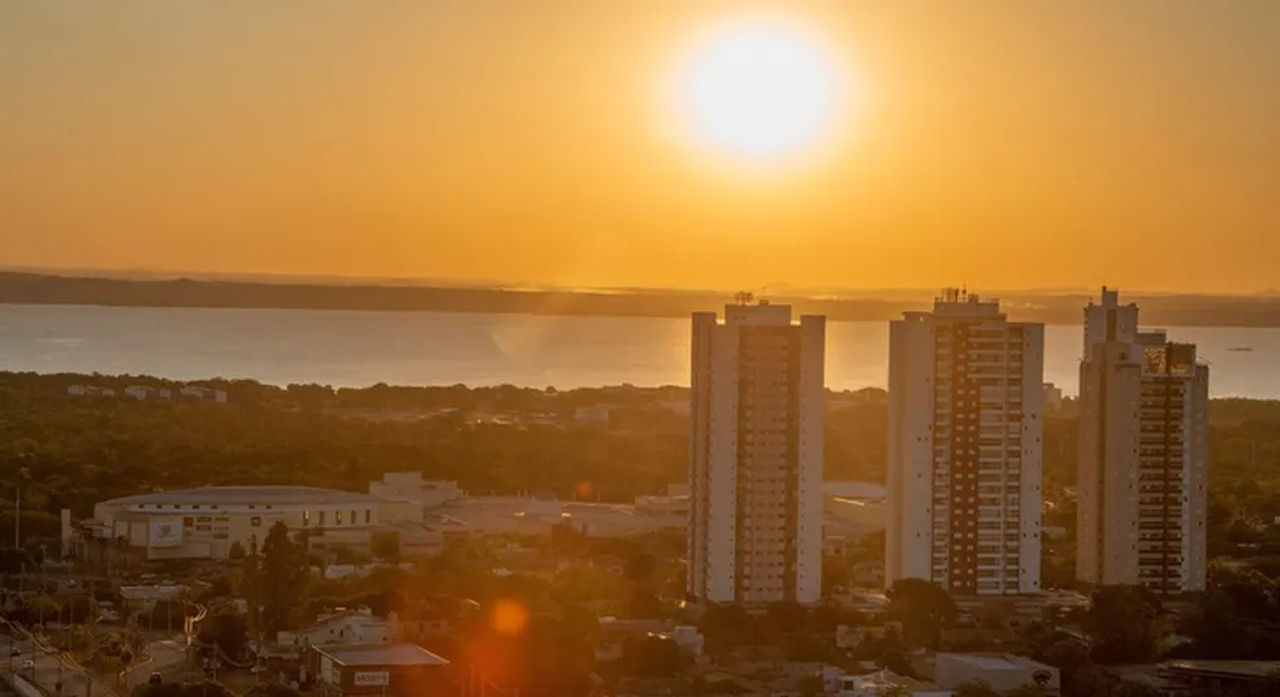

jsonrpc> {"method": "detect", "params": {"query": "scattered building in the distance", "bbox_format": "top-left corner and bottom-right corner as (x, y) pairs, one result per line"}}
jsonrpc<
(1076, 287), (1209, 593)
(886, 289), (1045, 596)
(68, 382), (227, 403)
(179, 384), (228, 403)
(1042, 382), (1063, 413)
(125, 385), (172, 401)
(687, 295), (825, 605)
(67, 385), (116, 397)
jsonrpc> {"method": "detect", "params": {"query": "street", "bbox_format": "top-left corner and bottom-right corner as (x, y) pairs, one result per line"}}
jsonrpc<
(2, 627), (190, 697)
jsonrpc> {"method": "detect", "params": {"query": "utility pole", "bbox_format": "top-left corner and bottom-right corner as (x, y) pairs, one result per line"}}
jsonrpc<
(14, 469), (23, 548)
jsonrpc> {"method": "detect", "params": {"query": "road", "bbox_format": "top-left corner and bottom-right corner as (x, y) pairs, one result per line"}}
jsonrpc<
(2, 628), (190, 697)
(2, 633), (102, 697)
(118, 638), (189, 692)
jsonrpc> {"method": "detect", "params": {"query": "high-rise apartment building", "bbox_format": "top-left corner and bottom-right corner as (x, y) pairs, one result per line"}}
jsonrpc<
(687, 298), (825, 605)
(1077, 287), (1209, 593)
(886, 289), (1044, 596)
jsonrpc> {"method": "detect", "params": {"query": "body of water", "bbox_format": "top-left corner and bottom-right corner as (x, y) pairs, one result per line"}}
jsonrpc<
(1, 304), (1278, 398)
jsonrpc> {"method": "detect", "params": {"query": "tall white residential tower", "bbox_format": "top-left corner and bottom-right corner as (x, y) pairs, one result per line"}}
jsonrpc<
(1077, 287), (1209, 593)
(688, 298), (825, 605)
(886, 289), (1044, 596)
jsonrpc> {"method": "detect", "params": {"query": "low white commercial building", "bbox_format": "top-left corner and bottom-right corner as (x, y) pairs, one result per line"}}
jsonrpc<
(278, 608), (396, 649)
(74, 484), (437, 561)
(933, 653), (1059, 695)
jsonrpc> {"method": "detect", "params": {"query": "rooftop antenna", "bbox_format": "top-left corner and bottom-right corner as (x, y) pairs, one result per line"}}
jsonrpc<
(733, 291), (755, 306)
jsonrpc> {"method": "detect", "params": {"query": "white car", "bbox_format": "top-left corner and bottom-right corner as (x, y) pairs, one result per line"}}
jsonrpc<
(21, 659), (34, 670)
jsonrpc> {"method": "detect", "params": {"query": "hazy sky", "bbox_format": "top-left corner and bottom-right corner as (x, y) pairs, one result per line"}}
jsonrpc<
(3, 1), (1279, 292)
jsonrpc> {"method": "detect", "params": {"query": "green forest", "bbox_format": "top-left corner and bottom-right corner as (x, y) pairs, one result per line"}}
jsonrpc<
(2, 371), (1280, 566)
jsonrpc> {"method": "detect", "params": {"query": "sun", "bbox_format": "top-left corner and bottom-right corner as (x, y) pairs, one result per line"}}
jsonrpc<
(679, 22), (839, 160)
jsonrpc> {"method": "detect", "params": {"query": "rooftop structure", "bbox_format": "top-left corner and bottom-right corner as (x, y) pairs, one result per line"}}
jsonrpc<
(933, 653), (1059, 693)
(102, 486), (383, 508)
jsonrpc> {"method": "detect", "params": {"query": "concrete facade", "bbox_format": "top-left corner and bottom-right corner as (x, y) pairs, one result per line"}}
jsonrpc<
(886, 289), (1044, 596)
(1077, 288), (1209, 593)
(688, 300), (825, 605)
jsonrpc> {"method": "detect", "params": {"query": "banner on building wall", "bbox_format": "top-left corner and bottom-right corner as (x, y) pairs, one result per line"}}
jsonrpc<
(149, 519), (184, 547)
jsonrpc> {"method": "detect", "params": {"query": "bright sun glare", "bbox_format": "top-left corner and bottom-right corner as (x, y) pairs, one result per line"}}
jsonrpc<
(681, 22), (838, 160)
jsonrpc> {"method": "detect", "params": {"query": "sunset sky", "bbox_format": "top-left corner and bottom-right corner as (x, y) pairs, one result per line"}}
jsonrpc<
(3, 1), (1278, 293)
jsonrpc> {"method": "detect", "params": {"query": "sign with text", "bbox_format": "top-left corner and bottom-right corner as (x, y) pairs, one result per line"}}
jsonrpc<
(353, 671), (390, 687)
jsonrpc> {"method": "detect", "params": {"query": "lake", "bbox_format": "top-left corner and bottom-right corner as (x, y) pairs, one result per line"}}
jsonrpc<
(1, 304), (1279, 398)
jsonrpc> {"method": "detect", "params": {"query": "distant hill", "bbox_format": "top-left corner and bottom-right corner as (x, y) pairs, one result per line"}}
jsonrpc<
(1, 271), (1278, 327)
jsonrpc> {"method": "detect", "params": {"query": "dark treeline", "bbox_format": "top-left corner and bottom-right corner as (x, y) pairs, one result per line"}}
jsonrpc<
(5, 271), (1280, 325)
(2, 371), (1280, 564)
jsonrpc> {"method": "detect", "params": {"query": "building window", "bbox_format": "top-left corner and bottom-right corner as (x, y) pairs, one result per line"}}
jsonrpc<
(365, 510), (371, 524)
(350, 510), (357, 525)
(319, 511), (326, 526)
(336, 510), (344, 525)
(303, 511), (311, 527)
(250, 516), (262, 527)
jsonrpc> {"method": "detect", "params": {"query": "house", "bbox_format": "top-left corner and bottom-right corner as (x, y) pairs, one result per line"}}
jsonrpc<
(68, 385), (115, 397)
(124, 385), (173, 401)
(179, 385), (228, 403)
(310, 643), (451, 697)
(278, 608), (396, 649)
(932, 654), (1059, 695)
(835, 671), (950, 697)
(573, 405), (612, 423)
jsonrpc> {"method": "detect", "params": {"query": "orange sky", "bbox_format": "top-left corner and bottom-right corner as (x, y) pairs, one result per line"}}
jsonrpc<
(2, 1), (1279, 292)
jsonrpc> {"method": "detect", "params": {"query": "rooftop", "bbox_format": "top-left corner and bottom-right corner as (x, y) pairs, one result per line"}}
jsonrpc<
(316, 643), (449, 667)
(941, 653), (1047, 671)
(103, 485), (384, 507)
(1162, 660), (1280, 679)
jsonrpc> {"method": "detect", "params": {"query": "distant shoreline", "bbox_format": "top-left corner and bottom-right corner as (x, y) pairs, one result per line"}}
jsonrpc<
(4, 271), (1280, 327)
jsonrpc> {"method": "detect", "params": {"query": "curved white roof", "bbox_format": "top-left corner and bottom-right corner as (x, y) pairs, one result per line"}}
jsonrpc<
(102, 485), (382, 507)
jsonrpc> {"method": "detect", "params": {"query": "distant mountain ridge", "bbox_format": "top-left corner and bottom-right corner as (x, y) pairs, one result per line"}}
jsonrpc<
(2, 271), (1278, 327)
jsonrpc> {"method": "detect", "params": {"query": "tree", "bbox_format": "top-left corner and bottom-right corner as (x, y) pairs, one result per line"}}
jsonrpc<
(1113, 682), (1164, 697)
(626, 588), (665, 619)
(951, 680), (1000, 697)
(1064, 664), (1115, 697)
(798, 675), (826, 697)
(622, 634), (682, 677)
(197, 613), (249, 660)
(1084, 586), (1162, 664)
(886, 578), (957, 647)
(370, 531), (401, 562)
(260, 521), (308, 635)
(761, 601), (810, 635)
(624, 553), (656, 582)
